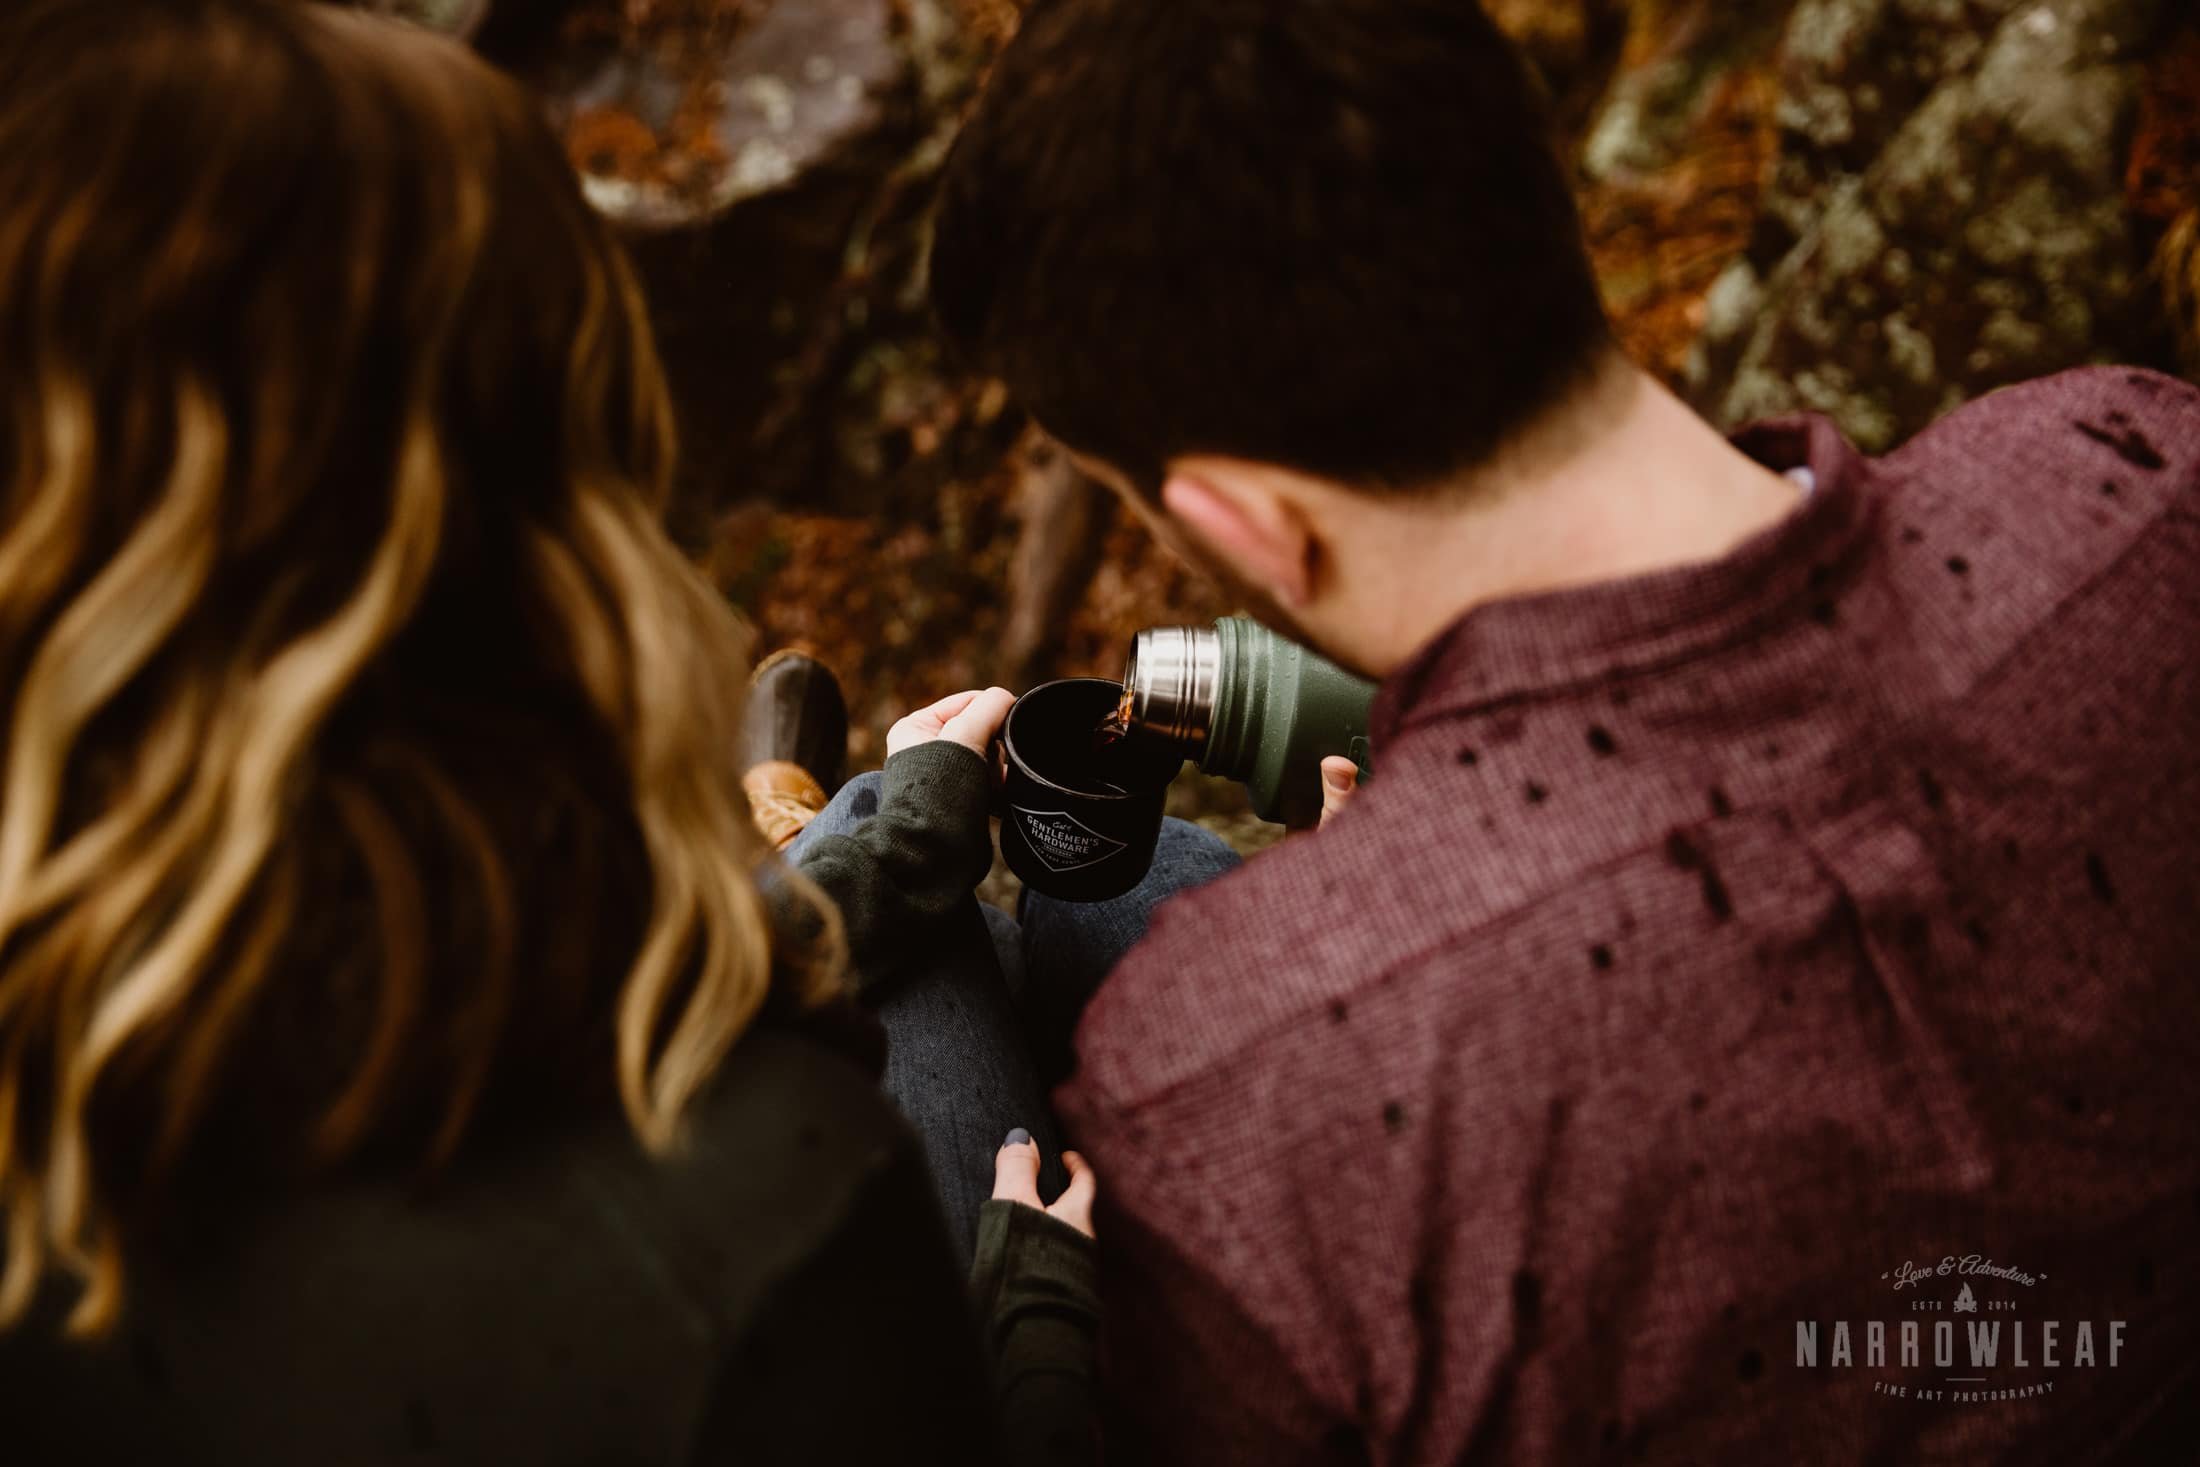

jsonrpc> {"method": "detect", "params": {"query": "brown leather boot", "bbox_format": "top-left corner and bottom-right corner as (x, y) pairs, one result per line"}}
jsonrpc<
(739, 649), (849, 849)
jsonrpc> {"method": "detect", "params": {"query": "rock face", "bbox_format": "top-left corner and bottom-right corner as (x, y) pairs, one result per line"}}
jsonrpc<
(1580, 0), (1796, 183)
(551, 0), (906, 229)
(1692, 0), (2171, 450)
(478, 1), (1004, 532)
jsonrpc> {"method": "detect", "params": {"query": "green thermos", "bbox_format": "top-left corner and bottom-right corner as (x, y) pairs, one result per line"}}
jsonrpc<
(1117, 617), (1377, 828)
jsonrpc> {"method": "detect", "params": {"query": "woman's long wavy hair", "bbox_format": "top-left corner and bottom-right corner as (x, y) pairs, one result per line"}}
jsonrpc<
(0, 0), (842, 1336)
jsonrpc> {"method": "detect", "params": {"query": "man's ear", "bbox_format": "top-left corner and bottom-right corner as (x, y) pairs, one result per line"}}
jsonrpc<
(1160, 463), (1315, 606)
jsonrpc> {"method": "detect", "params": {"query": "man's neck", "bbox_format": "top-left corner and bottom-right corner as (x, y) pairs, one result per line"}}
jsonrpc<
(1341, 361), (1807, 677)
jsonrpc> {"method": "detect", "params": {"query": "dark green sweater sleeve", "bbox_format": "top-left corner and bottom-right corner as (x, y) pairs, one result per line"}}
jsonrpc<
(969, 1200), (1103, 1467)
(688, 1133), (1005, 1466)
(790, 744), (1105, 1459)
(792, 742), (997, 995)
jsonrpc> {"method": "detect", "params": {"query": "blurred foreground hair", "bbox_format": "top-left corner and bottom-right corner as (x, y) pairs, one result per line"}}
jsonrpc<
(0, 0), (840, 1335)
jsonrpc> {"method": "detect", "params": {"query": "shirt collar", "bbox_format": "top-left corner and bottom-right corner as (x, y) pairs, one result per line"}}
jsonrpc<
(1370, 413), (1876, 748)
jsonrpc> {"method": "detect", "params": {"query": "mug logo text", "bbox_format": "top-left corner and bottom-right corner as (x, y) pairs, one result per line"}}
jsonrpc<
(1013, 808), (1128, 873)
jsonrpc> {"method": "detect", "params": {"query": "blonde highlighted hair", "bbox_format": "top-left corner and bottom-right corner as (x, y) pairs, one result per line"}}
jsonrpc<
(0, 0), (841, 1335)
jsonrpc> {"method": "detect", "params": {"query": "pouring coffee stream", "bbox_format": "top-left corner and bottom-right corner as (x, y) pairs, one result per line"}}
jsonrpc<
(1092, 689), (1136, 752)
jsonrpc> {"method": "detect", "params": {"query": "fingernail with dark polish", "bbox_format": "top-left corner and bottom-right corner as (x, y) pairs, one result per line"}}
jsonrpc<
(1002, 1127), (1031, 1148)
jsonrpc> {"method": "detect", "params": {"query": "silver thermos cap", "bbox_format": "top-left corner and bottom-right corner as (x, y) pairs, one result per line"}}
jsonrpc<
(1120, 624), (1222, 754)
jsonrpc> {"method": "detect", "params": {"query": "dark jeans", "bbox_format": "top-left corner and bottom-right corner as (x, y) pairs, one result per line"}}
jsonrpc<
(789, 770), (1239, 1254)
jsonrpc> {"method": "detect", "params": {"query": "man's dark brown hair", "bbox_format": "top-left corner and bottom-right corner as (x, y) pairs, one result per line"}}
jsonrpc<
(930, 0), (1614, 493)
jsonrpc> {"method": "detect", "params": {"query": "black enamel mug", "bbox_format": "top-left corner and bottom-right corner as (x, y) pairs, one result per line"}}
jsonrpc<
(999, 678), (1184, 902)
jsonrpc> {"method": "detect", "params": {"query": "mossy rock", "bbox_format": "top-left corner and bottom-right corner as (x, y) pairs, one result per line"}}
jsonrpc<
(1693, 0), (2174, 450)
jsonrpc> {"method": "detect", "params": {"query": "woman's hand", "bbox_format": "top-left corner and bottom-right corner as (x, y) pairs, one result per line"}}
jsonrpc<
(888, 687), (1017, 760)
(993, 1128), (1096, 1239)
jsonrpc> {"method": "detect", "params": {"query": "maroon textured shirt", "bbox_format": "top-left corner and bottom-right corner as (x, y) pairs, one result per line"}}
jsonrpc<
(1060, 368), (2200, 1465)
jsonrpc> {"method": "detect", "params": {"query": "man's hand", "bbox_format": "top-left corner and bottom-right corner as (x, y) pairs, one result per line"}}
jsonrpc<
(1319, 755), (1359, 828)
(993, 1128), (1096, 1239)
(887, 687), (1016, 760)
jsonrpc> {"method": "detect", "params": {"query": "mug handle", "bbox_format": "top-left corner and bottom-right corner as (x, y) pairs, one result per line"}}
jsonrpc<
(986, 735), (1010, 820)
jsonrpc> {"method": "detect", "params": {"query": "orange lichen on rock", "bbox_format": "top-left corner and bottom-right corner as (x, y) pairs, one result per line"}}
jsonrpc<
(1577, 14), (1781, 385)
(566, 106), (662, 182)
(552, 0), (757, 205)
